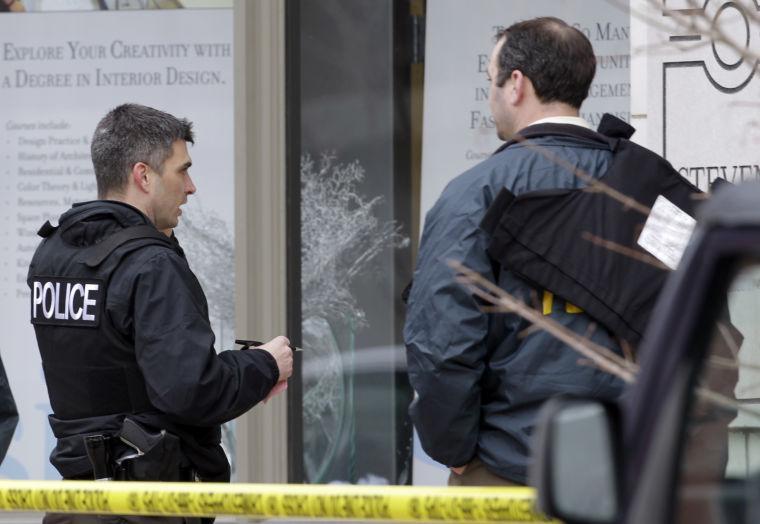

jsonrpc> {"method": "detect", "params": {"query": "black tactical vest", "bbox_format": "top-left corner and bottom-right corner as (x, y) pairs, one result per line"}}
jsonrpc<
(481, 119), (702, 344)
(28, 212), (179, 420)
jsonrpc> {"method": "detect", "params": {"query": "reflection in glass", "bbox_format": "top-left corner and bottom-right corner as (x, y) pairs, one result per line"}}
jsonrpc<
(676, 261), (760, 523)
(295, 0), (414, 485)
(552, 402), (617, 522)
(300, 154), (407, 482)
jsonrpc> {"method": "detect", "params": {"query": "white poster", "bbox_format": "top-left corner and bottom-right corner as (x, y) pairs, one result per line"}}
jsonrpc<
(632, 0), (760, 189)
(630, 0), (760, 477)
(416, 0), (630, 485)
(0, 8), (233, 480)
(420, 0), (631, 226)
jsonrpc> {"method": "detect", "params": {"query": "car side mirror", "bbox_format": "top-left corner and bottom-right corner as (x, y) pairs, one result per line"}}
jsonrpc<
(531, 397), (622, 524)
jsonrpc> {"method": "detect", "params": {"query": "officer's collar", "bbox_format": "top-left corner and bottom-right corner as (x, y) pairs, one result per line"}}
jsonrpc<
(57, 200), (156, 248)
(65, 200), (152, 228)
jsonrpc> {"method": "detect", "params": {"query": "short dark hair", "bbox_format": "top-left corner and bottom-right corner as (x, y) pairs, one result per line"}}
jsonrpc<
(495, 17), (596, 108)
(91, 103), (194, 198)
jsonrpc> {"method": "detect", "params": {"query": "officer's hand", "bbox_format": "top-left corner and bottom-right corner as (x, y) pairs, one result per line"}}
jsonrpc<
(450, 464), (468, 475)
(259, 336), (293, 381)
(263, 380), (288, 403)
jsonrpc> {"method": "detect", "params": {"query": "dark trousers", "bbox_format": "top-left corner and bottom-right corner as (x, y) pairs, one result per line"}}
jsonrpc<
(447, 457), (520, 487)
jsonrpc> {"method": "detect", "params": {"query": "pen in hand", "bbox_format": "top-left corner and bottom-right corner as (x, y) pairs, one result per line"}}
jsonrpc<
(236, 338), (296, 403)
(235, 339), (304, 352)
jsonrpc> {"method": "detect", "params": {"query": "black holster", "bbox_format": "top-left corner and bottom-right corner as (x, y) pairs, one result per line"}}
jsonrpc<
(84, 418), (196, 482)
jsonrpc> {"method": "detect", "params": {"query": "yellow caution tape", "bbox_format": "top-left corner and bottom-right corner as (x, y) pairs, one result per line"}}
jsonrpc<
(0, 480), (555, 522)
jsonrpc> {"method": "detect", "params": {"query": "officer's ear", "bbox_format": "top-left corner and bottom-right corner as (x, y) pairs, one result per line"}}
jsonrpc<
(131, 162), (152, 194)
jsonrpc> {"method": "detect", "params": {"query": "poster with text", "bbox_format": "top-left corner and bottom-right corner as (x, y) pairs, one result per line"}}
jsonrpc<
(416, 0), (630, 485)
(1, 0), (232, 13)
(420, 0), (631, 229)
(632, 0), (760, 189)
(0, 8), (233, 479)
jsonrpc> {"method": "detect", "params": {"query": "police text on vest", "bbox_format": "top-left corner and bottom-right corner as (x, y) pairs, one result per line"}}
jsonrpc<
(29, 277), (103, 327)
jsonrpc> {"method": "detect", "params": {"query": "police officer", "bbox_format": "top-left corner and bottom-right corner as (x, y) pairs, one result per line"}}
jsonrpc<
(28, 104), (293, 523)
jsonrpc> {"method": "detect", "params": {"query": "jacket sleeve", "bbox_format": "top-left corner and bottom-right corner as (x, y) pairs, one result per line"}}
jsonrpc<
(111, 250), (279, 427)
(404, 195), (496, 467)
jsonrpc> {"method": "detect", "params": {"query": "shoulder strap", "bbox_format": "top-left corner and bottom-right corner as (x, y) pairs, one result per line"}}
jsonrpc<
(37, 221), (59, 238)
(84, 225), (174, 268)
(597, 113), (635, 139)
(481, 187), (516, 236)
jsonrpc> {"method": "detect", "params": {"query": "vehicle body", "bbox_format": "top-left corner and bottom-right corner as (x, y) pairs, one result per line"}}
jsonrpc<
(533, 182), (760, 524)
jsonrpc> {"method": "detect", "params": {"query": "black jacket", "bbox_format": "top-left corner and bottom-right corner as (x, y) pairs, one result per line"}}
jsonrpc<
(28, 200), (279, 480)
(481, 124), (702, 345)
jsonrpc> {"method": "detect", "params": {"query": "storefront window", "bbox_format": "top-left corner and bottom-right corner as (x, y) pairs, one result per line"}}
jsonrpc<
(288, 0), (415, 485)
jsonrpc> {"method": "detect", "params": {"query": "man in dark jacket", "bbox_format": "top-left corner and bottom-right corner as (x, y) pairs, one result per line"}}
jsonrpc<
(404, 17), (624, 486)
(28, 104), (292, 522)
